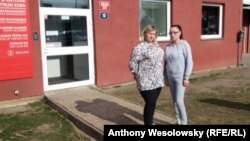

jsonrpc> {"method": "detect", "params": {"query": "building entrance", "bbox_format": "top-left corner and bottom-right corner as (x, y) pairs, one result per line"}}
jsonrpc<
(39, 0), (95, 91)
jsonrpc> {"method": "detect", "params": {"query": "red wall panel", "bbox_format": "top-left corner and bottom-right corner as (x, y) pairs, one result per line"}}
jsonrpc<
(0, 0), (33, 80)
(93, 0), (139, 86)
(0, 0), (43, 101)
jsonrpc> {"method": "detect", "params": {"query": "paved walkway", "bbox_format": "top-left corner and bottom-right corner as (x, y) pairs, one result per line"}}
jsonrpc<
(44, 86), (176, 141)
(242, 53), (250, 67)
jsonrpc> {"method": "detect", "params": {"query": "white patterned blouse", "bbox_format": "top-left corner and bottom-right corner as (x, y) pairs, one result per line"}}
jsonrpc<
(129, 41), (164, 91)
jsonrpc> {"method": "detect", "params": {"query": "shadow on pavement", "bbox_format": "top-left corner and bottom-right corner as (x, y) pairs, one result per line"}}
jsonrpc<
(75, 98), (171, 125)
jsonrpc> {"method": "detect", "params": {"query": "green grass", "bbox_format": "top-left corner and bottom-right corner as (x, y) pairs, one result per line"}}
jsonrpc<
(102, 67), (250, 125)
(0, 100), (91, 141)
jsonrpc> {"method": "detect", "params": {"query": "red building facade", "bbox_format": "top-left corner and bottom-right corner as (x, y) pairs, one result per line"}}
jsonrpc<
(0, 0), (244, 101)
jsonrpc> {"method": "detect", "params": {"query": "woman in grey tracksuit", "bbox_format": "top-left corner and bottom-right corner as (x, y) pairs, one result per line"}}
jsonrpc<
(165, 24), (193, 125)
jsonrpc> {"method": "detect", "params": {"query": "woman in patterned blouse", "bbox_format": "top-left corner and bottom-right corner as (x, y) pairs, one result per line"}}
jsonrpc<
(129, 25), (164, 125)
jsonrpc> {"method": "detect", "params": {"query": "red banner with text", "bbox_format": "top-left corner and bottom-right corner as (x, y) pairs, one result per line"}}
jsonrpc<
(0, 0), (33, 80)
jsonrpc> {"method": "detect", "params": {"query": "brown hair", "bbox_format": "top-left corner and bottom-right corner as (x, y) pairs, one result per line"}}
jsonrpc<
(171, 24), (183, 39)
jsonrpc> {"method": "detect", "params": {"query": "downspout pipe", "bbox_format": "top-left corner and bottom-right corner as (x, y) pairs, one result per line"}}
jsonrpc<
(237, 0), (244, 66)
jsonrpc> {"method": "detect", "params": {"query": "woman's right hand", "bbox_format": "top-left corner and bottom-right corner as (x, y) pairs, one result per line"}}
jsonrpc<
(132, 72), (137, 80)
(165, 80), (169, 86)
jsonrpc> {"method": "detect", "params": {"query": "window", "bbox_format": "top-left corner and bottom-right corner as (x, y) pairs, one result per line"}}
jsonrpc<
(45, 15), (88, 47)
(40, 0), (89, 9)
(140, 0), (171, 41)
(201, 3), (223, 39)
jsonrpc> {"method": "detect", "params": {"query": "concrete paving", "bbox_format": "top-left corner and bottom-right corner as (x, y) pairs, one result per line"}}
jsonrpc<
(242, 53), (250, 67)
(44, 85), (176, 141)
(0, 96), (43, 115)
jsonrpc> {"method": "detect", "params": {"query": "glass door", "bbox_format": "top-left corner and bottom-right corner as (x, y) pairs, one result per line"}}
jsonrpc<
(39, 0), (94, 91)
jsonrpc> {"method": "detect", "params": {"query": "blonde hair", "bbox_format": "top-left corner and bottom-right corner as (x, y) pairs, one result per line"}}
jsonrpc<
(141, 25), (158, 42)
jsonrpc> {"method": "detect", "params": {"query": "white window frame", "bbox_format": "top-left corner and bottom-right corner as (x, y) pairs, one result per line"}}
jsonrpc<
(201, 3), (223, 40)
(140, 0), (171, 41)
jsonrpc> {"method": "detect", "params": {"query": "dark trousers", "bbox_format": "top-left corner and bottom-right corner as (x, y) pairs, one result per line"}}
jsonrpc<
(140, 87), (162, 125)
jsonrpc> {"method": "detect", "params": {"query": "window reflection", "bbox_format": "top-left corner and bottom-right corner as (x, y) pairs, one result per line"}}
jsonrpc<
(140, 0), (168, 37)
(40, 0), (89, 9)
(202, 6), (220, 35)
(45, 15), (88, 47)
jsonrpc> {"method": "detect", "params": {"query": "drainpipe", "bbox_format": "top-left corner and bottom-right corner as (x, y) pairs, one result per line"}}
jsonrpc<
(237, 0), (244, 66)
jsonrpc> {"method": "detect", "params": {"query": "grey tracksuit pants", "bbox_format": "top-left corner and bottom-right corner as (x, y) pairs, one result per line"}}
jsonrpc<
(168, 75), (187, 125)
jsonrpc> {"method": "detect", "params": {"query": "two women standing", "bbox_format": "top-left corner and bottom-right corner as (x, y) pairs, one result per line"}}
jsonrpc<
(129, 24), (193, 125)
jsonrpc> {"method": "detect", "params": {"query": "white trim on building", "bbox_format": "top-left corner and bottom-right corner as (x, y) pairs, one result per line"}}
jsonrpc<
(244, 0), (250, 5)
(244, 0), (250, 9)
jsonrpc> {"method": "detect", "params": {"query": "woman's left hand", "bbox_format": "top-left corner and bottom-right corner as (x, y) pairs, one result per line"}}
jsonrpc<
(183, 79), (190, 87)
